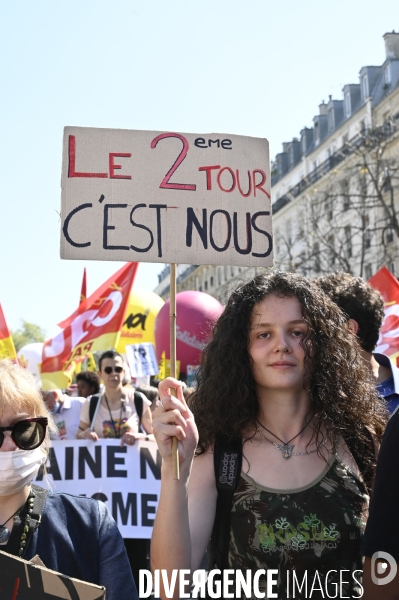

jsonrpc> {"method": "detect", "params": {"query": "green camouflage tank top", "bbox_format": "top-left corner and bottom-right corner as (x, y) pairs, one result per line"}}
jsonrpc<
(228, 453), (368, 599)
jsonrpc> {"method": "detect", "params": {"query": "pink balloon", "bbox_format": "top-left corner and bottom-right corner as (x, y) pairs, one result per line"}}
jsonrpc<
(154, 291), (224, 373)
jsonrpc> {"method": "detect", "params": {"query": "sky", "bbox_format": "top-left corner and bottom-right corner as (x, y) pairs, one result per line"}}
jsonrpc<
(0, 0), (397, 337)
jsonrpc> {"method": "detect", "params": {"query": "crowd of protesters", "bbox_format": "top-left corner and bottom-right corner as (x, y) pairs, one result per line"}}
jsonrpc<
(1, 271), (399, 599)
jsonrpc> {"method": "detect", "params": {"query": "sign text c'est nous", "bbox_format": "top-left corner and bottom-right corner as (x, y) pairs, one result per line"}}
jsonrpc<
(60, 128), (273, 267)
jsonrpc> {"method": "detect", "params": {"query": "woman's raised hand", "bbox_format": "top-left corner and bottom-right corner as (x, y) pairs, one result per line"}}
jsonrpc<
(153, 377), (199, 471)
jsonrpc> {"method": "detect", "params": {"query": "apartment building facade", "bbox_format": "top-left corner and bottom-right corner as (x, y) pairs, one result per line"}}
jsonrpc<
(155, 32), (399, 302)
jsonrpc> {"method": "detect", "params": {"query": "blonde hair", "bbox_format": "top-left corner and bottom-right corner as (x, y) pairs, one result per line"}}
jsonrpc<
(0, 360), (57, 452)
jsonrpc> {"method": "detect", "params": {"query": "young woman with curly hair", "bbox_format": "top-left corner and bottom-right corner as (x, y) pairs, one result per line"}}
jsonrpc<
(151, 272), (387, 599)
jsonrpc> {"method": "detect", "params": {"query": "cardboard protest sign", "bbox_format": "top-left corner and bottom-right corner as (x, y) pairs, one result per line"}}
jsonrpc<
(60, 127), (272, 267)
(0, 550), (105, 599)
(125, 342), (159, 377)
(34, 439), (160, 539)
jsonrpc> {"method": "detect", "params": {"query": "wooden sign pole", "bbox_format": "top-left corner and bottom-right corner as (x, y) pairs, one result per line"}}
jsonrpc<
(169, 263), (179, 480)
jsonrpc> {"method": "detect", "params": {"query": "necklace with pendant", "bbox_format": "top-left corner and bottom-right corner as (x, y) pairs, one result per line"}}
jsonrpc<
(256, 427), (322, 459)
(256, 417), (314, 460)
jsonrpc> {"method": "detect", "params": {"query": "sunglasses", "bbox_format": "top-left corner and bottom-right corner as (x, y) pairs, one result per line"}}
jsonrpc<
(0, 417), (48, 450)
(103, 366), (123, 375)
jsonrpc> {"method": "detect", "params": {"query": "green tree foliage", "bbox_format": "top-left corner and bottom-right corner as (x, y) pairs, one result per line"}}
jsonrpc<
(11, 320), (46, 351)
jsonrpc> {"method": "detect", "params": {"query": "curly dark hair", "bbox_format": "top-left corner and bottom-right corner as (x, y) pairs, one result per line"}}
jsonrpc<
(315, 272), (384, 353)
(190, 271), (386, 487)
(76, 371), (100, 394)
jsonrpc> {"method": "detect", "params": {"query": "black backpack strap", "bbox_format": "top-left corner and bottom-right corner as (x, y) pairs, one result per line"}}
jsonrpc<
(89, 395), (100, 427)
(345, 426), (375, 493)
(134, 391), (143, 427)
(210, 438), (242, 570)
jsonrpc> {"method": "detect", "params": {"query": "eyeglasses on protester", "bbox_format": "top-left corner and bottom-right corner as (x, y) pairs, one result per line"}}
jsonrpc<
(0, 417), (48, 450)
(103, 366), (123, 374)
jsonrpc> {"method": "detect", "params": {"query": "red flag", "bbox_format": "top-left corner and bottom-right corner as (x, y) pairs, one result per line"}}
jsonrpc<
(369, 266), (399, 364)
(80, 268), (87, 305)
(41, 262), (138, 389)
(0, 304), (17, 362)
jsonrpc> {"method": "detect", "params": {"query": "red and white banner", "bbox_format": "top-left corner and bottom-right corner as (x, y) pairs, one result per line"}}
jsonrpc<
(369, 266), (399, 365)
(41, 262), (137, 389)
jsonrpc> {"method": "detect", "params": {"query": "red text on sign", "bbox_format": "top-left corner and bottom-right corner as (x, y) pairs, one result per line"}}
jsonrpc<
(68, 136), (131, 179)
(198, 166), (270, 198)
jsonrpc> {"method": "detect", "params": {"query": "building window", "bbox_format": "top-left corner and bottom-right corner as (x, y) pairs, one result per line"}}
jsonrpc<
(391, 262), (396, 276)
(363, 215), (371, 249)
(286, 219), (292, 245)
(314, 122), (319, 146)
(204, 281), (208, 291)
(341, 181), (349, 211)
(386, 228), (394, 244)
(328, 109), (335, 132)
(210, 276), (214, 287)
(362, 75), (369, 100)
(385, 64), (391, 85)
(365, 264), (372, 280)
(345, 226), (352, 258)
(325, 198), (333, 221)
(344, 92), (351, 118)
(217, 268), (221, 286)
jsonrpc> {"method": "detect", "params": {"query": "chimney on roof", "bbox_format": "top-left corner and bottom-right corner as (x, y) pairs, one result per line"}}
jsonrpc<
(319, 101), (328, 116)
(384, 31), (399, 59)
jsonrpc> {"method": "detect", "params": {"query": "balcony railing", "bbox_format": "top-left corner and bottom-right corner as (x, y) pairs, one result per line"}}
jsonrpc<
(272, 124), (397, 215)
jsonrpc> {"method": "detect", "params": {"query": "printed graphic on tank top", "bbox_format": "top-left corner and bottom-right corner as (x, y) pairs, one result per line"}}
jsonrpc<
(228, 453), (368, 599)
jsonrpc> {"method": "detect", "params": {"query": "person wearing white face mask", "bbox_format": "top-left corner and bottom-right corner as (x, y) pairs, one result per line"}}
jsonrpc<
(0, 359), (138, 600)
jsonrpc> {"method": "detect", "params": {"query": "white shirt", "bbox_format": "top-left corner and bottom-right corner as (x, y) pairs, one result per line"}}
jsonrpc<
(52, 395), (86, 440)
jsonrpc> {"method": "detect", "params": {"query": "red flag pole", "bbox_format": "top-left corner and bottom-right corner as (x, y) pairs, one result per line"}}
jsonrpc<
(80, 268), (87, 305)
(169, 263), (179, 480)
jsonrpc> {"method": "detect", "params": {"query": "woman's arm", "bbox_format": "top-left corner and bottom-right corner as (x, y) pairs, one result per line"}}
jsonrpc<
(76, 420), (98, 441)
(141, 403), (153, 435)
(150, 378), (217, 599)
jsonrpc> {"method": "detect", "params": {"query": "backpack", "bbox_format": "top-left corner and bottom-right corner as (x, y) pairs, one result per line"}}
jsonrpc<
(210, 428), (375, 571)
(89, 392), (144, 433)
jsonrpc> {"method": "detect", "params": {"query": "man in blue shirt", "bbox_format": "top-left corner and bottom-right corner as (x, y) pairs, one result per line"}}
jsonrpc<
(316, 272), (399, 414)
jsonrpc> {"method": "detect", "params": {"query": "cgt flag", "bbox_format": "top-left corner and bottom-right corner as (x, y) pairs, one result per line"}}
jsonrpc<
(369, 266), (399, 365)
(41, 262), (138, 390)
(0, 304), (17, 362)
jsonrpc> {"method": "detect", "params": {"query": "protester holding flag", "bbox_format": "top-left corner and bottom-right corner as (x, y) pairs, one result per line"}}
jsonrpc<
(151, 272), (386, 599)
(316, 271), (399, 414)
(0, 359), (138, 600)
